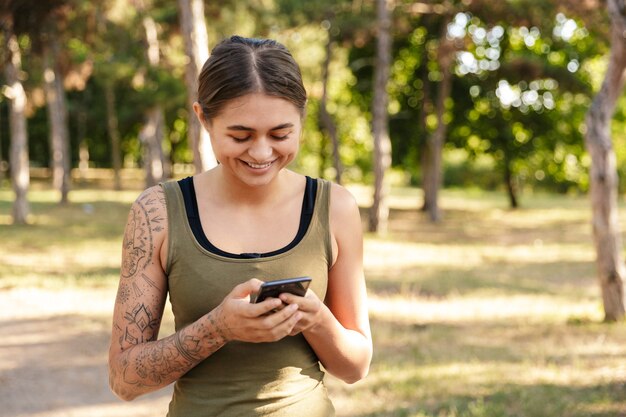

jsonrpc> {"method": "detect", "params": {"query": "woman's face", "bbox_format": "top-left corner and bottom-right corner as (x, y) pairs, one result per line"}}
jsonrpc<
(201, 93), (302, 187)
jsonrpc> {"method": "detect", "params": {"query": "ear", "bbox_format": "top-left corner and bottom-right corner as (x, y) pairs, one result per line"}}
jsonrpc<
(192, 102), (210, 129)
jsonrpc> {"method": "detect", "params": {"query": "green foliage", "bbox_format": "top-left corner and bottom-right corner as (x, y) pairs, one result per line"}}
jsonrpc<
(441, 9), (603, 195)
(1, 0), (624, 196)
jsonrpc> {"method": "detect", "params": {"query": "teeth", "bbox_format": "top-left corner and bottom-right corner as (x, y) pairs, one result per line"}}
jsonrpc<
(246, 161), (272, 169)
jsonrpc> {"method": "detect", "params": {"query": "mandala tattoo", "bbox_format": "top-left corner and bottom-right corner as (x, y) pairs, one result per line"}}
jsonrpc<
(121, 188), (166, 278)
(116, 310), (228, 389)
(122, 208), (149, 278)
(123, 303), (159, 346)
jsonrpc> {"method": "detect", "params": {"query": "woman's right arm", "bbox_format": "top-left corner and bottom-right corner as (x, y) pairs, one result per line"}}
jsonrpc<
(108, 185), (302, 401)
(108, 185), (224, 401)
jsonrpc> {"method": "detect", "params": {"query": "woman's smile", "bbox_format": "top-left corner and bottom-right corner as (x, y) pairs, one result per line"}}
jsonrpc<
(241, 159), (275, 170)
(206, 93), (302, 187)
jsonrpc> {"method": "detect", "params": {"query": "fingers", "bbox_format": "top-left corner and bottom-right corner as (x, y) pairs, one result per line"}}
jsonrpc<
(279, 290), (320, 313)
(230, 278), (264, 299)
(264, 303), (300, 327)
(247, 303), (301, 342)
(248, 297), (283, 317)
(220, 280), (311, 343)
(279, 291), (322, 335)
(265, 304), (302, 339)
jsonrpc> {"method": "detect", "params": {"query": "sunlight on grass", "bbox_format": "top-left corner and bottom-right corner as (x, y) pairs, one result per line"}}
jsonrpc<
(3, 183), (626, 417)
(1, 287), (118, 319)
(1, 243), (119, 270)
(365, 239), (593, 269)
(368, 294), (603, 324)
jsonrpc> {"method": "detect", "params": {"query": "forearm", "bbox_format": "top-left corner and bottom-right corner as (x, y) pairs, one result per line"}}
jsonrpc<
(109, 309), (228, 401)
(303, 305), (372, 384)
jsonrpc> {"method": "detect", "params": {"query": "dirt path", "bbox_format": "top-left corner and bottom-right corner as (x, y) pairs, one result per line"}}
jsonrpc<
(0, 287), (173, 417)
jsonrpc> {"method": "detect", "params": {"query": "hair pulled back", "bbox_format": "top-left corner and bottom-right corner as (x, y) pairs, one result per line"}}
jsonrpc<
(197, 36), (307, 120)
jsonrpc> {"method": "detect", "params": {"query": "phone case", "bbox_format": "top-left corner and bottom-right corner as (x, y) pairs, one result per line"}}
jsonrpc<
(251, 276), (312, 303)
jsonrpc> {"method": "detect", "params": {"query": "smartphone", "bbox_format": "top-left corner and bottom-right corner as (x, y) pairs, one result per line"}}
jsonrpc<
(250, 276), (312, 304)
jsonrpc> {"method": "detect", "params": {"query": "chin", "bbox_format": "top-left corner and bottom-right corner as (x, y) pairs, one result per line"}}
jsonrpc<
(229, 171), (275, 188)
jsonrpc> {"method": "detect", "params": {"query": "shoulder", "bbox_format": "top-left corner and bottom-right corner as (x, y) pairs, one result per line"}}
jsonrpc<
(329, 182), (360, 220)
(130, 185), (169, 224)
(125, 185), (169, 247)
(328, 182), (362, 240)
(136, 184), (167, 206)
(326, 182), (363, 268)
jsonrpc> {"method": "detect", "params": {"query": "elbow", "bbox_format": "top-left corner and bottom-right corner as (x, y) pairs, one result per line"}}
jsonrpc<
(109, 378), (139, 402)
(113, 390), (137, 402)
(108, 363), (139, 402)
(341, 342), (373, 384)
(341, 363), (370, 385)
(333, 350), (372, 385)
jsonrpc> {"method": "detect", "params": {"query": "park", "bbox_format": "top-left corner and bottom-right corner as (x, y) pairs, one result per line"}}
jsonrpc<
(2, 1), (626, 416)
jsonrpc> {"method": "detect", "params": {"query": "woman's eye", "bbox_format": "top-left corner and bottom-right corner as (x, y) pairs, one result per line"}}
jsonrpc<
(230, 136), (251, 142)
(271, 134), (289, 140)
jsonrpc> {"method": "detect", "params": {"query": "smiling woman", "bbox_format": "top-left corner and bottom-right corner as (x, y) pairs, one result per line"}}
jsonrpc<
(197, 93), (301, 188)
(107, 36), (372, 417)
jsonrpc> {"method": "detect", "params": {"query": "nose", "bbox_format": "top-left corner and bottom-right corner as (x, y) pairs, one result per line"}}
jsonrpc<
(248, 137), (273, 162)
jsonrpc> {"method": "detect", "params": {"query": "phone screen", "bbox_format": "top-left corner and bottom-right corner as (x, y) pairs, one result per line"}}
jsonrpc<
(251, 276), (312, 303)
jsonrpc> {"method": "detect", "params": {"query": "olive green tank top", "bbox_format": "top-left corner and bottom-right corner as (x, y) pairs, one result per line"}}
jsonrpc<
(161, 177), (335, 417)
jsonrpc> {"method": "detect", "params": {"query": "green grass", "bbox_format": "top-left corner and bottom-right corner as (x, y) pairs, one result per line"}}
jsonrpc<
(1, 181), (626, 416)
(0, 185), (137, 289)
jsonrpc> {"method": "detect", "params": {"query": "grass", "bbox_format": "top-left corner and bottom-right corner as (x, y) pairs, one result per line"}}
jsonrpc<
(1, 180), (626, 416)
(0, 185), (136, 289)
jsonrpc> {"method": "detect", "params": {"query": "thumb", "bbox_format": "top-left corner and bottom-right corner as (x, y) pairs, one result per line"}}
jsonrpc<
(230, 278), (264, 299)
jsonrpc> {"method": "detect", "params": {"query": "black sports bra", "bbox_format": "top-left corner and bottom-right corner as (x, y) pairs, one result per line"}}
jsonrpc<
(177, 176), (317, 259)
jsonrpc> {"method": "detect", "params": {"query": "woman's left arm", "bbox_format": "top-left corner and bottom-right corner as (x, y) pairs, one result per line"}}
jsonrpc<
(280, 183), (373, 384)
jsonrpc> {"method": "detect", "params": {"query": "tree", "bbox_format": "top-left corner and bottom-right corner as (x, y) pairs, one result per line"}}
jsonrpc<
(584, 0), (626, 322)
(369, 0), (392, 234)
(43, 16), (71, 204)
(91, 3), (128, 189)
(420, 15), (455, 221)
(136, 0), (167, 188)
(104, 82), (122, 190)
(275, 0), (363, 183)
(177, 0), (216, 173)
(1, 9), (30, 224)
(319, 21), (343, 184)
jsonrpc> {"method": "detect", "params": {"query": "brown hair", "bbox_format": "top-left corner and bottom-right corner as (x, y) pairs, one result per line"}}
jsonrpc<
(197, 36), (307, 121)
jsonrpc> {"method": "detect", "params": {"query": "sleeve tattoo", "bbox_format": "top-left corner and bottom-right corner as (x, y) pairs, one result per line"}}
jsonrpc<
(121, 189), (165, 279)
(112, 187), (227, 391)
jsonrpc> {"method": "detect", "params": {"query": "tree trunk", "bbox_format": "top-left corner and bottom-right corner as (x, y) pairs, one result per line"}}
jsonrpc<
(583, 0), (626, 322)
(419, 47), (432, 213)
(369, 0), (393, 234)
(319, 29), (343, 184)
(43, 35), (71, 204)
(422, 22), (455, 222)
(178, 0), (216, 173)
(140, 108), (165, 187)
(139, 8), (166, 187)
(104, 83), (122, 190)
(503, 150), (518, 209)
(2, 14), (30, 224)
(77, 93), (89, 183)
(0, 96), (5, 182)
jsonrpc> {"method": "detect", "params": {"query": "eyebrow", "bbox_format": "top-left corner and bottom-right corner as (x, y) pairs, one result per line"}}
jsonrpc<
(226, 123), (294, 132)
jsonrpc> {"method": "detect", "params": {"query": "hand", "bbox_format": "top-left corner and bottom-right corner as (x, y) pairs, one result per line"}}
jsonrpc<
(279, 289), (324, 336)
(213, 278), (302, 343)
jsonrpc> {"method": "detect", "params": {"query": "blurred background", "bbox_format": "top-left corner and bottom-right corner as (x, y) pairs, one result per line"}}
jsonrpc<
(1, 0), (626, 416)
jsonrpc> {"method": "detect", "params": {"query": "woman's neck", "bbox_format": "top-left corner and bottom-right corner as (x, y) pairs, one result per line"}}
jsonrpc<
(201, 166), (294, 207)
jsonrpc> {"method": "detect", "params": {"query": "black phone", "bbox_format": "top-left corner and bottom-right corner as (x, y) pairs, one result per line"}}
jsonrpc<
(250, 276), (312, 303)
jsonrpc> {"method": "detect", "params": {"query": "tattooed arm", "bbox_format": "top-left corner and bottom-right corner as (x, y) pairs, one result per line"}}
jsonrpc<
(108, 185), (302, 401)
(108, 185), (225, 400)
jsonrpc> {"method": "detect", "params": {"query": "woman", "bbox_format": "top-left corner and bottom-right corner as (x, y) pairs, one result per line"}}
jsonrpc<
(108, 36), (372, 417)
